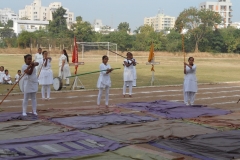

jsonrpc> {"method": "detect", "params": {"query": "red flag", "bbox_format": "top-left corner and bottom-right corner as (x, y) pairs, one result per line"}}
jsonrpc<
(72, 37), (78, 75)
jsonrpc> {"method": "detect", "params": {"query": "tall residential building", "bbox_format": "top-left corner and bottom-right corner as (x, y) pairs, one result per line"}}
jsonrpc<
(92, 19), (116, 34)
(19, 0), (74, 24)
(0, 8), (18, 24)
(144, 13), (175, 32)
(199, 0), (233, 28)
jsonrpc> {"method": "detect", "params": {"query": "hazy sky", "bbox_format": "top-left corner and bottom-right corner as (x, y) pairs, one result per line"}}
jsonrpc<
(1, 0), (239, 30)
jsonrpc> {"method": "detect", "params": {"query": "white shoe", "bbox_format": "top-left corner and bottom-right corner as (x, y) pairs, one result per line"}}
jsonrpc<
(33, 112), (38, 116)
(22, 113), (27, 116)
(185, 103), (189, 106)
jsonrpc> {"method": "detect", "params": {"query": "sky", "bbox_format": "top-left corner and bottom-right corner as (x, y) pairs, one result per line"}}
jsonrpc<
(1, 0), (240, 30)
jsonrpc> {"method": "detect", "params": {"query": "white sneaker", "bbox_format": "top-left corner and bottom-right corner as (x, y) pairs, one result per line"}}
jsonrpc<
(22, 113), (27, 116)
(33, 112), (38, 116)
(185, 103), (189, 106)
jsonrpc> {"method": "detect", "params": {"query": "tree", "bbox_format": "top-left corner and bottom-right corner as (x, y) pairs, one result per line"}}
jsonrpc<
(48, 7), (68, 37)
(17, 31), (36, 48)
(71, 16), (95, 42)
(5, 20), (13, 28)
(118, 22), (130, 33)
(175, 7), (222, 52)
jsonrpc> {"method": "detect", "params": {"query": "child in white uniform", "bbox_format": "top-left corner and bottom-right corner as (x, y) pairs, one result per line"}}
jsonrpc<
(3, 70), (13, 84)
(123, 52), (136, 97)
(59, 49), (71, 85)
(15, 70), (22, 84)
(97, 55), (113, 107)
(183, 57), (198, 105)
(0, 66), (4, 84)
(21, 54), (39, 116)
(39, 51), (53, 100)
(34, 48), (43, 75)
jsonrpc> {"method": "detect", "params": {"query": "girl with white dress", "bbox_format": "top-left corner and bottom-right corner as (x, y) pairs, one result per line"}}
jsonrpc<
(15, 70), (22, 84)
(123, 52), (136, 97)
(97, 55), (113, 107)
(39, 51), (53, 100)
(21, 54), (39, 116)
(59, 49), (71, 85)
(34, 48), (43, 75)
(183, 57), (198, 105)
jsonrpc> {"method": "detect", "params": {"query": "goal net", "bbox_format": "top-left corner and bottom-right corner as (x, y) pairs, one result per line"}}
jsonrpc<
(76, 42), (118, 61)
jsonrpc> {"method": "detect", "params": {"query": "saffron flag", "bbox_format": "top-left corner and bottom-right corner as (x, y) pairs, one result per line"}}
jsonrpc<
(72, 37), (78, 75)
(148, 43), (154, 71)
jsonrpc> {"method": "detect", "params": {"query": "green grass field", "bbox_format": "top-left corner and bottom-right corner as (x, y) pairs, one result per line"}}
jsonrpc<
(0, 54), (240, 94)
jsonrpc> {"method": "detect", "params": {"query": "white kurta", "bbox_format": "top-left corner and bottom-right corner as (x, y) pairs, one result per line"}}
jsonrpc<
(21, 64), (38, 93)
(97, 63), (111, 88)
(15, 74), (21, 82)
(183, 65), (198, 93)
(58, 54), (71, 79)
(3, 74), (12, 84)
(123, 59), (134, 82)
(0, 71), (4, 83)
(34, 53), (43, 75)
(39, 59), (53, 85)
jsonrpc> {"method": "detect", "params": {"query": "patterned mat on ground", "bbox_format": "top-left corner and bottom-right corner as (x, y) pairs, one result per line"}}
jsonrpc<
(84, 119), (217, 144)
(0, 112), (38, 122)
(150, 130), (240, 160)
(51, 113), (158, 130)
(186, 112), (240, 130)
(0, 131), (123, 160)
(0, 120), (70, 141)
(117, 100), (231, 119)
(50, 144), (198, 160)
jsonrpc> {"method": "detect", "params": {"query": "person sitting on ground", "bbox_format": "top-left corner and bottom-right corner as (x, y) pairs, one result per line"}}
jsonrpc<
(0, 66), (4, 84)
(3, 69), (13, 84)
(15, 70), (22, 84)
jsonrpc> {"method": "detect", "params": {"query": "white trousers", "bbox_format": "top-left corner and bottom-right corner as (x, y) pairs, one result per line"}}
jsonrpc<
(123, 81), (133, 95)
(97, 87), (109, 106)
(184, 91), (196, 105)
(41, 85), (51, 99)
(133, 79), (136, 86)
(22, 92), (37, 114)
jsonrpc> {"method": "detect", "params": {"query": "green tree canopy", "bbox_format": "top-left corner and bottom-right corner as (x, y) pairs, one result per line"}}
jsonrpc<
(118, 22), (130, 33)
(175, 7), (222, 52)
(48, 7), (68, 37)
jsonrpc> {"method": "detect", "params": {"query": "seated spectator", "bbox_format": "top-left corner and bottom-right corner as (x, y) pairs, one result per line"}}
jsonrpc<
(15, 70), (22, 84)
(0, 66), (4, 84)
(3, 69), (13, 84)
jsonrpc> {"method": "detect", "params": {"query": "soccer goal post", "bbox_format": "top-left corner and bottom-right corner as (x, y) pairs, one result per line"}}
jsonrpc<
(76, 42), (118, 61)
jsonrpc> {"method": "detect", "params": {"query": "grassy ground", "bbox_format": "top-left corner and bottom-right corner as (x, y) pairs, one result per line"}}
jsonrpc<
(0, 54), (240, 94)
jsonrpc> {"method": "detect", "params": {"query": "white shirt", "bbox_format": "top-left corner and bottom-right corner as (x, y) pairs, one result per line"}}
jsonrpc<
(0, 71), (4, 83)
(184, 64), (198, 92)
(123, 59), (134, 81)
(3, 74), (11, 81)
(97, 63), (111, 88)
(35, 53), (43, 64)
(15, 74), (21, 82)
(59, 54), (68, 67)
(21, 64), (38, 93)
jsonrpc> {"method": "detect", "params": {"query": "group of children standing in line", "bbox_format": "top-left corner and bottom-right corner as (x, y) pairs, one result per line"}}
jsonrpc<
(20, 49), (197, 116)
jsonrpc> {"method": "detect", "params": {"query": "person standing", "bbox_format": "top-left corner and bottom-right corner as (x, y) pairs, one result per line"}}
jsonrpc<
(34, 48), (43, 75)
(183, 57), (198, 105)
(97, 55), (113, 108)
(39, 51), (53, 101)
(21, 54), (39, 116)
(59, 49), (71, 85)
(123, 52), (135, 97)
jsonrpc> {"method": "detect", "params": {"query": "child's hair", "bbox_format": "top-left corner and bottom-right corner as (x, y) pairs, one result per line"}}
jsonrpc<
(24, 54), (32, 60)
(38, 48), (42, 51)
(5, 69), (8, 73)
(126, 52), (132, 56)
(42, 51), (47, 55)
(18, 70), (21, 72)
(188, 57), (194, 61)
(102, 55), (108, 60)
(63, 49), (69, 62)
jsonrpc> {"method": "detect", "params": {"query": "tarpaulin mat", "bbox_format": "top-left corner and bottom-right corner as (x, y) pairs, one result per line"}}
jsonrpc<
(84, 119), (217, 144)
(0, 112), (38, 122)
(50, 144), (193, 160)
(187, 112), (240, 130)
(0, 131), (123, 160)
(150, 130), (240, 160)
(0, 120), (69, 141)
(117, 100), (231, 119)
(51, 113), (158, 130)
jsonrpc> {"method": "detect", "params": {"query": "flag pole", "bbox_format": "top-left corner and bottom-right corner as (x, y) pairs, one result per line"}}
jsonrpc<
(181, 23), (185, 62)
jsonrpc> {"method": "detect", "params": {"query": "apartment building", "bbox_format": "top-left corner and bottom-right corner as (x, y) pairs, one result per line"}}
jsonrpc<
(19, 0), (74, 24)
(199, 0), (233, 28)
(144, 13), (175, 32)
(0, 8), (18, 24)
